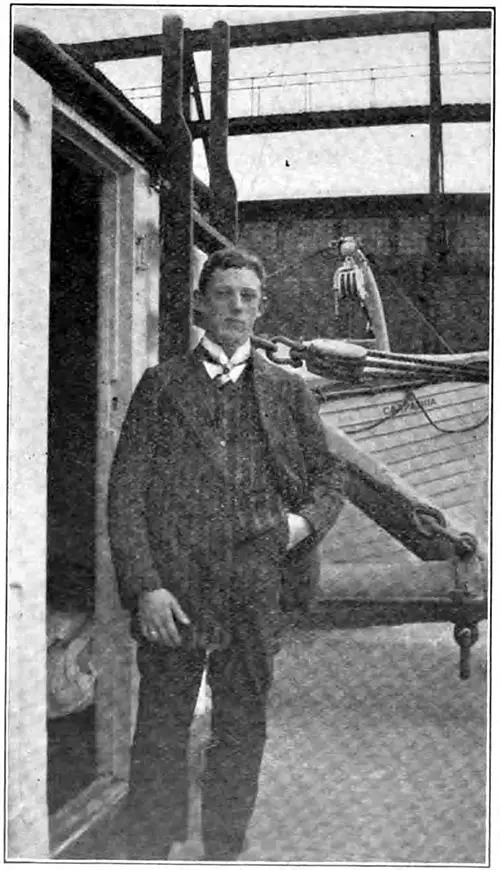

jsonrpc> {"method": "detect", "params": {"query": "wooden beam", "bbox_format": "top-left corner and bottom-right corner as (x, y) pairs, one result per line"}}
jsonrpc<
(209, 20), (238, 241)
(14, 26), (212, 208)
(238, 193), (490, 222)
(187, 48), (210, 165)
(193, 209), (234, 252)
(190, 103), (490, 138)
(190, 10), (493, 51)
(158, 15), (193, 359)
(64, 10), (492, 62)
(299, 596), (487, 631)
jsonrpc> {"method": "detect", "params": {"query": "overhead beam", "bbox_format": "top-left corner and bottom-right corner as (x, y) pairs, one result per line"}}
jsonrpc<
(189, 103), (491, 138)
(193, 210), (234, 252)
(238, 193), (490, 223)
(14, 25), (212, 210)
(190, 10), (492, 51)
(64, 9), (492, 63)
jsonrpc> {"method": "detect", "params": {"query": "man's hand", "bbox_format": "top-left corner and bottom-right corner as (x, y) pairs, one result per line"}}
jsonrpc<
(138, 588), (190, 647)
(286, 513), (312, 550)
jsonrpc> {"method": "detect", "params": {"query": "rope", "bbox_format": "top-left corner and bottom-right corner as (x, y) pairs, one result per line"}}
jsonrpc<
(325, 384), (488, 436)
(340, 389), (414, 434)
(386, 280), (455, 354)
(406, 388), (489, 434)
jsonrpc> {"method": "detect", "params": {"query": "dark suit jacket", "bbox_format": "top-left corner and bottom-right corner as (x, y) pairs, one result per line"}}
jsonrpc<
(108, 348), (346, 621)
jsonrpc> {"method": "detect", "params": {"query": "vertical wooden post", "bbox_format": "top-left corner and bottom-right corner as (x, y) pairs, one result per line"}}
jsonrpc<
(182, 29), (192, 123)
(159, 15), (193, 359)
(429, 19), (445, 249)
(209, 20), (238, 242)
(426, 19), (447, 352)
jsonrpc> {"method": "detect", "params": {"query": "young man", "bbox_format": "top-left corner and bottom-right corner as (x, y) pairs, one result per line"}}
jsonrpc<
(108, 247), (346, 860)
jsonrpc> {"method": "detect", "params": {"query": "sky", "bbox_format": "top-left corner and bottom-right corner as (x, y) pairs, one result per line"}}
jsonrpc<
(11, 4), (492, 201)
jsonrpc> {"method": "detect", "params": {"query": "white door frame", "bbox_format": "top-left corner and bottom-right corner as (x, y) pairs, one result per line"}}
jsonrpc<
(48, 102), (142, 855)
(10, 74), (151, 855)
(9, 56), (53, 861)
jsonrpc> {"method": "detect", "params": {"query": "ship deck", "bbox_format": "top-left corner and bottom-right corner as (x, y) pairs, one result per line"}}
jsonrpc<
(61, 620), (488, 863)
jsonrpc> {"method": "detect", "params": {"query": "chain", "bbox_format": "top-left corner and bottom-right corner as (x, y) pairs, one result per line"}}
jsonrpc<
(411, 508), (477, 557)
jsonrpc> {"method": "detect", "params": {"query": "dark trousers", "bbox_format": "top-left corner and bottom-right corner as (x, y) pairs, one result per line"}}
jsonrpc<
(125, 540), (284, 860)
(126, 639), (272, 860)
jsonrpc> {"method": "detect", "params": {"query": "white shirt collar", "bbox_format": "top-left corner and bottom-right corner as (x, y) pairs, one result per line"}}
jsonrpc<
(190, 325), (251, 384)
(190, 325), (251, 367)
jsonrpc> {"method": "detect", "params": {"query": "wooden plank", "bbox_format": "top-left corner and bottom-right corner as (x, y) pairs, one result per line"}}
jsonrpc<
(419, 477), (480, 502)
(329, 408), (487, 447)
(358, 427), (488, 463)
(323, 410), (488, 458)
(190, 103), (490, 139)
(402, 456), (482, 488)
(49, 776), (127, 857)
(367, 427), (486, 463)
(65, 10), (492, 61)
(319, 379), (487, 420)
(325, 387), (489, 433)
(331, 402), (488, 461)
(388, 441), (485, 477)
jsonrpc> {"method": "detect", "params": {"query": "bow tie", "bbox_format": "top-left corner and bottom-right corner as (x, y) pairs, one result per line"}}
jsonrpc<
(197, 340), (250, 386)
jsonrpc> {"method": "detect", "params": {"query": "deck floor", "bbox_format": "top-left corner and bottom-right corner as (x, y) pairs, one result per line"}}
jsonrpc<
(62, 621), (488, 864)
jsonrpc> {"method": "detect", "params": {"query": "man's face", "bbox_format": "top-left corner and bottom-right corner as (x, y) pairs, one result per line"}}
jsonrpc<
(197, 266), (264, 355)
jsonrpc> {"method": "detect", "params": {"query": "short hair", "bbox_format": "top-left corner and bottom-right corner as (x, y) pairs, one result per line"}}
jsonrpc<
(197, 247), (266, 296)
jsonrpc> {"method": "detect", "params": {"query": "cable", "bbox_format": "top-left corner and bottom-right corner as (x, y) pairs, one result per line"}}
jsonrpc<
(341, 388), (414, 434)
(406, 388), (488, 434)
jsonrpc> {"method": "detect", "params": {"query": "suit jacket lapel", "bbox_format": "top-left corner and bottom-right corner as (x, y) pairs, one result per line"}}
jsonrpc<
(156, 355), (229, 474)
(252, 351), (308, 506)
(157, 350), (303, 480)
(252, 351), (296, 462)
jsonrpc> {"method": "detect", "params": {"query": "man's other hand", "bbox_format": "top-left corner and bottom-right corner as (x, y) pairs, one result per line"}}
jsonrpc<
(138, 588), (190, 647)
(286, 513), (312, 550)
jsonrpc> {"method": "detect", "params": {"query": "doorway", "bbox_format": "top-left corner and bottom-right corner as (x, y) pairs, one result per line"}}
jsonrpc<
(46, 143), (102, 813)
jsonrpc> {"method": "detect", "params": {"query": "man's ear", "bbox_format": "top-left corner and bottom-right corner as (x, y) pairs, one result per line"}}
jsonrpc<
(193, 288), (206, 315)
(256, 294), (269, 318)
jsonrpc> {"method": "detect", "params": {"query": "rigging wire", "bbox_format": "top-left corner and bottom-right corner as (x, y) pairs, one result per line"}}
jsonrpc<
(243, 40), (294, 199)
(124, 59), (490, 97)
